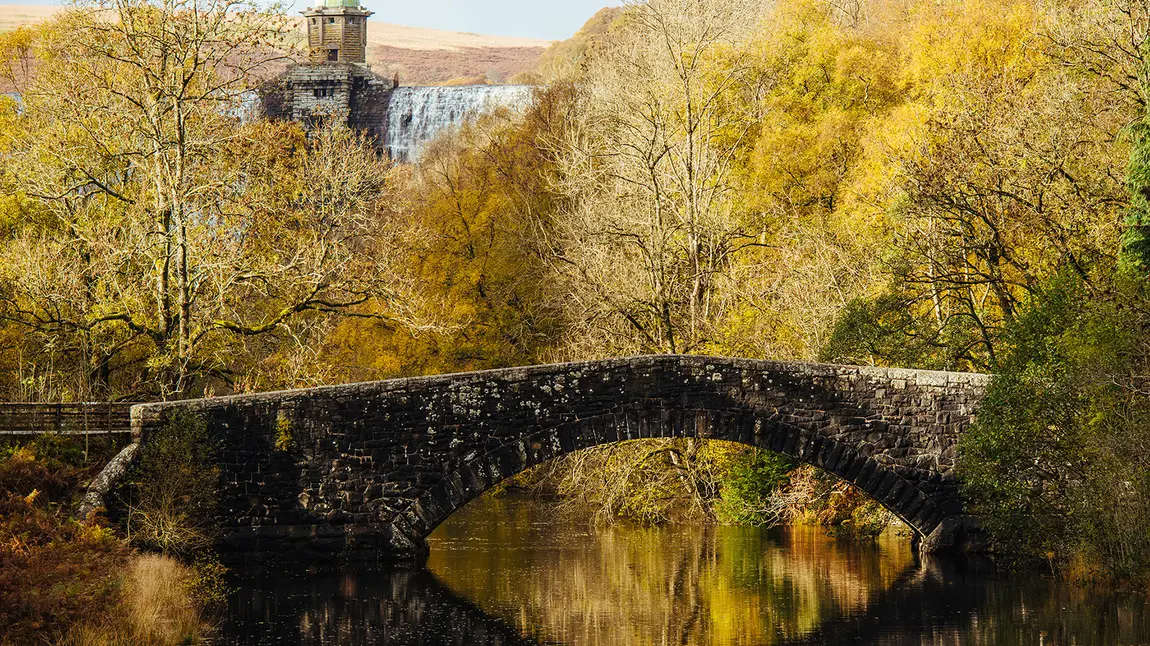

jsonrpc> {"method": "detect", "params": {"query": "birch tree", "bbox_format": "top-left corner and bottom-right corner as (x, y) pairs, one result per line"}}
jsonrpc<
(541, 0), (768, 357)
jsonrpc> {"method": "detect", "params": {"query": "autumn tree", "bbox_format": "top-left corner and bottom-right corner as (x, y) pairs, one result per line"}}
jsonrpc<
(322, 102), (567, 379)
(722, 0), (903, 361)
(540, 0), (769, 357)
(0, 1), (407, 400)
(820, 0), (1128, 370)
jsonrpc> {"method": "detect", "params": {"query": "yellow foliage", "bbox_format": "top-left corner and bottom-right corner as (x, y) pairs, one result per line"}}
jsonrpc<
(901, 0), (1041, 98)
(0, 0), (1136, 390)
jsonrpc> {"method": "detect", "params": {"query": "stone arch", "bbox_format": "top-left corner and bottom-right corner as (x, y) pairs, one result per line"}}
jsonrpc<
(128, 355), (988, 560)
(400, 408), (946, 555)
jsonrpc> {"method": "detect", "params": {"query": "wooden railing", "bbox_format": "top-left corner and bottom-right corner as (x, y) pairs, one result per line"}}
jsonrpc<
(0, 403), (134, 435)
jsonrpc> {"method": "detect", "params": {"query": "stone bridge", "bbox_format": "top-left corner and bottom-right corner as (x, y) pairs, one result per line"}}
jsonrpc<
(128, 356), (990, 561)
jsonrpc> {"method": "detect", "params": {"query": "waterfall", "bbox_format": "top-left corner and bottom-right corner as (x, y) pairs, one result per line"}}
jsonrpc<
(384, 85), (533, 163)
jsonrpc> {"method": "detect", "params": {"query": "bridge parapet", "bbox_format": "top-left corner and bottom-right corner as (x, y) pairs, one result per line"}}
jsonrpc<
(0, 402), (133, 436)
(131, 356), (990, 561)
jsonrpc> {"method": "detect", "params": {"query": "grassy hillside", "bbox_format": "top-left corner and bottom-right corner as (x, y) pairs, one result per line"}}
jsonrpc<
(0, 4), (551, 84)
(0, 4), (57, 31)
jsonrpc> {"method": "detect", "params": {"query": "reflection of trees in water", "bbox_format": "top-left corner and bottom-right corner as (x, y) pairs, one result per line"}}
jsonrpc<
(781, 557), (1150, 646)
(427, 500), (918, 645)
(426, 499), (1150, 646)
(222, 565), (538, 646)
(219, 500), (1150, 645)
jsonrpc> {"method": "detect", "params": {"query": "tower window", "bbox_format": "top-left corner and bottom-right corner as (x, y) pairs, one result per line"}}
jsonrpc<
(327, 17), (335, 24)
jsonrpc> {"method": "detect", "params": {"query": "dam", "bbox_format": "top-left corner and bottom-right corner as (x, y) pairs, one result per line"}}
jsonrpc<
(382, 85), (533, 162)
(259, 0), (534, 162)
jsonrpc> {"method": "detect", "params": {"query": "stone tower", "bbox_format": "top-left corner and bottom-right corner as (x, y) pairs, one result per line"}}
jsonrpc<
(260, 0), (394, 143)
(303, 0), (374, 64)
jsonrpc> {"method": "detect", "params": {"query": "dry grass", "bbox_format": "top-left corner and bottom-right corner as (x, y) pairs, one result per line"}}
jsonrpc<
(61, 554), (206, 646)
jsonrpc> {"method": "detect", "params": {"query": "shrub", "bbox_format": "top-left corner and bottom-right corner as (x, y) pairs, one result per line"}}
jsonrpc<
(0, 490), (129, 643)
(959, 271), (1150, 582)
(0, 445), (73, 503)
(0, 434), (124, 508)
(816, 488), (894, 540)
(123, 410), (221, 556)
(0, 428), (210, 644)
(511, 439), (744, 525)
(714, 449), (796, 525)
(783, 467), (896, 539)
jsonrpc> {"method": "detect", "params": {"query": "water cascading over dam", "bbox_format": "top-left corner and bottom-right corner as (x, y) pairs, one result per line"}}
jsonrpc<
(383, 85), (533, 162)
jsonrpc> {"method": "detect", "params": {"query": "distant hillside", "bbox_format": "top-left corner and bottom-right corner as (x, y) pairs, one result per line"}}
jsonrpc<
(361, 20), (551, 84)
(0, 4), (552, 85)
(0, 4), (56, 31)
(374, 45), (545, 86)
(537, 7), (623, 81)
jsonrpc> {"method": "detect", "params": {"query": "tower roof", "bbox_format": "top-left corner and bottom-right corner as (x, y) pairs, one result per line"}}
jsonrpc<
(315, 0), (361, 7)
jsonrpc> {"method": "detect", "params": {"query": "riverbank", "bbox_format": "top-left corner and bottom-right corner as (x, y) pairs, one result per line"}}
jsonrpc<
(494, 439), (903, 540)
(0, 436), (215, 645)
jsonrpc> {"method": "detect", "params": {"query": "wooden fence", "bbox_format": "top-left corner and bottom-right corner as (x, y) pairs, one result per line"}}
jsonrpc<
(0, 403), (134, 435)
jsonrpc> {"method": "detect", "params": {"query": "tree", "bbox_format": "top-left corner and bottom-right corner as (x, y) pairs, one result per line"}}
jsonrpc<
(1127, 93), (1150, 274)
(540, 0), (769, 357)
(0, 1), (408, 399)
(320, 92), (573, 380)
(959, 272), (1150, 580)
(1041, 0), (1150, 274)
(823, 0), (1127, 371)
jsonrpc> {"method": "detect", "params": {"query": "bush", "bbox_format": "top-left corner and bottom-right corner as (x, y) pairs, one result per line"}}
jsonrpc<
(820, 291), (987, 372)
(959, 271), (1150, 583)
(0, 445), (74, 504)
(0, 489), (129, 643)
(509, 439), (747, 525)
(60, 554), (208, 646)
(782, 467), (896, 539)
(814, 487), (894, 540)
(0, 434), (125, 508)
(123, 410), (221, 556)
(496, 440), (898, 537)
(714, 449), (796, 525)
(0, 427), (210, 644)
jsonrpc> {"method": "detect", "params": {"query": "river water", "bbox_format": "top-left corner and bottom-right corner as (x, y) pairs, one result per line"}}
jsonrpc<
(218, 497), (1150, 645)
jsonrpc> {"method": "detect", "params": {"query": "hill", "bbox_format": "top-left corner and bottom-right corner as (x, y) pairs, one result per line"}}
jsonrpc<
(0, 4), (551, 85)
(0, 4), (55, 31)
(365, 23), (549, 85)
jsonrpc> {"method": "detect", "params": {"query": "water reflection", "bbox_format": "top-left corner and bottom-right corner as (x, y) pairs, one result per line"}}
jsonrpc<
(218, 564), (534, 645)
(220, 497), (1150, 645)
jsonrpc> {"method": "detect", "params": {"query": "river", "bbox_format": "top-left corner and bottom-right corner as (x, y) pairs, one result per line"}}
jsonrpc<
(217, 496), (1150, 645)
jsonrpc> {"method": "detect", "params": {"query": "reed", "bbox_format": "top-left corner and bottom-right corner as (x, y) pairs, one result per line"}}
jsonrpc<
(61, 555), (206, 646)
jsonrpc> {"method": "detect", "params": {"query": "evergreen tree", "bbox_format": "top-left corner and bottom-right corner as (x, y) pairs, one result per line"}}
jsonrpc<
(1124, 46), (1150, 276)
